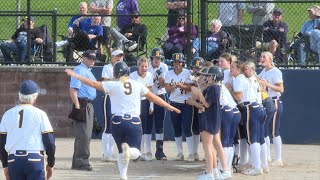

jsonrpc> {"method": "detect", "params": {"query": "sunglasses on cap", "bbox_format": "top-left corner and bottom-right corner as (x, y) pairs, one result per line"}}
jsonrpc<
(132, 16), (140, 19)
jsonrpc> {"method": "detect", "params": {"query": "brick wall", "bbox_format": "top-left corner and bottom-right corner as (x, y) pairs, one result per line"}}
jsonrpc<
(0, 66), (74, 137)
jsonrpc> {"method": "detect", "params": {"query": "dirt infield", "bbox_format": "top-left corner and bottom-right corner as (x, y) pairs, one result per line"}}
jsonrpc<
(1, 138), (319, 180)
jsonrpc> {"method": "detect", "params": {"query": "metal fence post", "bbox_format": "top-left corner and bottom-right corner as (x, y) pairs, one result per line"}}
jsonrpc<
(52, 8), (57, 62)
(200, 0), (207, 60)
(26, 0), (31, 63)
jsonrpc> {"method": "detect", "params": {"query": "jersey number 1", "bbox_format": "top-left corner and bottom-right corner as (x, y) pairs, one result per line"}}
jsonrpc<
(18, 110), (24, 128)
(124, 82), (132, 95)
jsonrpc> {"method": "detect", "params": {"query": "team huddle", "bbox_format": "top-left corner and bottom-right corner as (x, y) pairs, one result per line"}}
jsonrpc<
(64, 47), (284, 180)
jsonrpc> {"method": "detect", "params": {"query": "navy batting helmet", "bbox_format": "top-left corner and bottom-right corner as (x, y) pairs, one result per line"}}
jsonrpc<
(207, 66), (224, 82)
(113, 61), (130, 79)
(151, 47), (164, 60)
(172, 53), (185, 62)
(191, 57), (205, 68)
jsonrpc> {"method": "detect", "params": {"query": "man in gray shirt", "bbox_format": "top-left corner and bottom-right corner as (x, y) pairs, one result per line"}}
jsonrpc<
(247, 0), (274, 25)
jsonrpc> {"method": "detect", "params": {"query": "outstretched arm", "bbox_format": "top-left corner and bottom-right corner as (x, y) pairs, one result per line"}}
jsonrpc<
(145, 92), (180, 114)
(65, 69), (104, 92)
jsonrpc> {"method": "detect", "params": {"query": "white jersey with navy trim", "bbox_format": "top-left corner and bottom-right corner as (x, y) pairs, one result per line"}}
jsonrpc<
(223, 69), (233, 86)
(148, 62), (168, 95)
(102, 79), (149, 117)
(102, 63), (114, 79)
(129, 71), (154, 100)
(249, 76), (262, 104)
(165, 69), (193, 103)
(233, 74), (257, 103)
(258, 67), (283, 98)
(220, 84), (237, 108)
(0, 105), (53, 154)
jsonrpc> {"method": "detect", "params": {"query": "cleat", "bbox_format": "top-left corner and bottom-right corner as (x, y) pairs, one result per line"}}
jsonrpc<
(242, 168), (263, 176)
(197, 172), (214, 180)
(194, 153), (200, 161)
(185, 154), (195, 162)
(121, 143), (130, 164)
(140, 152), (152, 161)
(262, 166), (270, 173)
(102, 153), (117, 162)
(175, 153), (184, 161)
(270, 160), (283, 167)
(217, 170), (232, 179)
(155, 140), (167, 160)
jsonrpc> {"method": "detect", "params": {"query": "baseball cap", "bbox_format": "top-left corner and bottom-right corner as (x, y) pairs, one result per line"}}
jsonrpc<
(83, 50), (97, 60)
(307, 5), (320, 17)
(131, 11), (140, 18)
(19, 80), (40, 95)
(111, 49), (124, 56)
(22, 16), (36, 22)
(273, 8), (283, 15)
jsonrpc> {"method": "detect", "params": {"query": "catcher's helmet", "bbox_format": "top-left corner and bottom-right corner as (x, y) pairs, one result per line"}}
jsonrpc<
(207, 66), (224, 82)
(151, 47), (164, 60)
(172, 53), (185, 62)
(191, 57), (205, 68)
(113, 61), (130, 79)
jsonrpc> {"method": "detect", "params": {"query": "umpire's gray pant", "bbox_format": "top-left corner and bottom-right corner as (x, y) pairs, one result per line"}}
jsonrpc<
(71, 103), (94, 169)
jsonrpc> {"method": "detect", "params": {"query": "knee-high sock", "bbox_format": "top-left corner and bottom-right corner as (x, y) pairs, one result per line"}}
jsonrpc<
(239, 139), (249, 165)
(155, 133), (164, 140)
(144, 134), (152, 153)
(141, 134), (145, 154)
(186, 136), (194, 155)
(260, 143), (268, 168)
(227, 147), (234, 169)
(265, 136), (271, 162)
(117, 154), (128, 179)
(175, 137), (183, 154)
(107, 135), (116, 156)
(234, 143), (240, 156)
(102, 133), (109, 157)
(193, 135), (200, 154)
(273, 136), (282, 161)
(250, 143), (261, 169)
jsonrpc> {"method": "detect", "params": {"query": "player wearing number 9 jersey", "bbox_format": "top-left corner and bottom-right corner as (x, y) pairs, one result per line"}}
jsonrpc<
(164, 53), (195, 162)
(65, 61), (180, 180)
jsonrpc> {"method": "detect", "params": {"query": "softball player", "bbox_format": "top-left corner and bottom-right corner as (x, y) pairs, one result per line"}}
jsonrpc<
(0, 80), (55, 180)
(189, 57), (205, 161)
(164, 53), (195, 162)
(191, 66), (231, 180)
(101, 49), (124, 161)
(148, 47), (169, 160)
(65, 61), (180, 180)
(258, 51), (284, 167)
(231, 61), (264, 175)
(129, 57), (154, 161)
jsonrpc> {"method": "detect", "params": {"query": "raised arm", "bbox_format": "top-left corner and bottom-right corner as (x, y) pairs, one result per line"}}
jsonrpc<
(65, 69), (104, 92)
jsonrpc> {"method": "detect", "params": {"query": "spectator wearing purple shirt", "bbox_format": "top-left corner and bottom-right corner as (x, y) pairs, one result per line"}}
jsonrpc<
(116, 0), (139, 31)
(162, 15), (197, 59)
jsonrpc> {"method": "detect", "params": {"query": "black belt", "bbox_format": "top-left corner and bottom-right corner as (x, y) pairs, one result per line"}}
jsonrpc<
(272, 96), (279, 100)
(78, 98), (92, 103)
(243, 101), (251, 105)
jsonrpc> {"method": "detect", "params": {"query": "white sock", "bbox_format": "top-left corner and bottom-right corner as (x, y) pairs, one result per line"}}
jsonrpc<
(273, 136), (282, 161)
(265, 136), (271, 161)
(193, 135), (200, 154)
(130, 147), (141, 160)
(260, 143), (268, 168)
(145, 134), (152, 153)
(156, 133), (164, 140)
(250, 143), (261, 169)
(239, 139), (248, 165)
(107, 135), (116, 156)
(117, 154), (128, 179)
(213, 168), (219, 177)
(228, 147), (234, 169)
(175, 137), (183, 154)
(186, 136), (194, 155)
(101, 133), (109, 157)
(234, 143), (240, 156)
(141, 134), (145, 154)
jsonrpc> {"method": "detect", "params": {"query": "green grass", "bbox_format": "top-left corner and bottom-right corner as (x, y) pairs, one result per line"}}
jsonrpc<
(0, 1), (319, 61)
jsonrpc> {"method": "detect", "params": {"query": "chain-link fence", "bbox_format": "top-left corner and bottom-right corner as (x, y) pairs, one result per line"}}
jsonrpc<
(0, 0), (319, 67)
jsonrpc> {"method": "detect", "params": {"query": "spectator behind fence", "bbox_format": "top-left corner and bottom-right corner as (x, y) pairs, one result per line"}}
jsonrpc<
(192, 19), (229, 60)
(291, 5), (320, 65)
(218, 0), (245, 26)
(257, 8), (288, 57)
(55, 15), (103, 62)
(309, 20), (320, 65)
(163, 15), (197, 60)
(116, 0), (139, 31)
(90, 0), (113, 27)
(67, 2), (91, 37)
(120, 11), (147, 51)
(247, 0), (274, 25)
(0, 17), (43, 62)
